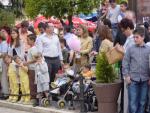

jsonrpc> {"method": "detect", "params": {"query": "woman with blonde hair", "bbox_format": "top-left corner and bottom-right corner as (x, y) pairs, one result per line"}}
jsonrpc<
(76, 25), (93, 66)
(98, 24), (113, 54)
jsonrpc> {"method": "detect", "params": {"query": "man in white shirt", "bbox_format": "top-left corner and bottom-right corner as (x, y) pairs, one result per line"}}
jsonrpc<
(36, 23), (63, 84)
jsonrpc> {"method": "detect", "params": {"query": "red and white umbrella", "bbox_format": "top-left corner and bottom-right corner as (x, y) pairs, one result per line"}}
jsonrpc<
(65, 17), (87, 26)
(65, 17), (96, 32)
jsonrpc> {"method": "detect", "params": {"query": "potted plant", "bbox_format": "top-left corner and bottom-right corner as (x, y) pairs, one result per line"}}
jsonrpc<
(93, 52), (122, 113)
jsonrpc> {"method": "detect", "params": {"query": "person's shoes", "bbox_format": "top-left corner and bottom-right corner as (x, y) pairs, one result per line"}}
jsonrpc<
(6, 98), (12, 102)
(11, 99), (18, 103)
(17, 99), (24, 104)
(0, 96), (9, 100)
(32, 99), (39, 107)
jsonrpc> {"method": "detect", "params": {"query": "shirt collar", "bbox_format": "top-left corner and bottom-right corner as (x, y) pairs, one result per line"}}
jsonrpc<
(128, 34), (134, 39)
(136, 43), (146, 47)
(43, 32), (54, 38)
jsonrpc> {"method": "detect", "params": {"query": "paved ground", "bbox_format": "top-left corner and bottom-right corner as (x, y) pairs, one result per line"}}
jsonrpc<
(0, 107), (33, 113)
(0, 100), (98, 113)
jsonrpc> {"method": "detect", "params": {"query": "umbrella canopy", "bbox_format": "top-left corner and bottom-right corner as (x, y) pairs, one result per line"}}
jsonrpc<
(65, 17), (87, 26)
(65, 17), (96, 32)
(34, 16), (47, 28)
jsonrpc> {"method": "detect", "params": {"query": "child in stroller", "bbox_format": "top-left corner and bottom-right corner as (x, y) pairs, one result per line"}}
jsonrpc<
(49, 63), (77, 108)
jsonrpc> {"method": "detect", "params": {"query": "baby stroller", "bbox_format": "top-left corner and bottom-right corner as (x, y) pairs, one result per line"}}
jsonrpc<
(49, 69), (78, 108)
(71, 78), (98, 112)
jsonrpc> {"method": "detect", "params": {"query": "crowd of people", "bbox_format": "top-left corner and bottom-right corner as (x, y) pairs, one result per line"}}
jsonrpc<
(0, 0), (150, 113)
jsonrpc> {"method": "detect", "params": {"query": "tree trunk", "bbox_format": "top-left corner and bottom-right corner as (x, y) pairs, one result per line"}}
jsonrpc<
(68, 15), (73, 29)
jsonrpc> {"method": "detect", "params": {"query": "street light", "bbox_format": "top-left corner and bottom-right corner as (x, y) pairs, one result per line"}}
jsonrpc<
(75, 53), (87, 113)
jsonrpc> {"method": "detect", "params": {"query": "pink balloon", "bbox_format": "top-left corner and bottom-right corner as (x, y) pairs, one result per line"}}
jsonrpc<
(67, 37), (81, 52)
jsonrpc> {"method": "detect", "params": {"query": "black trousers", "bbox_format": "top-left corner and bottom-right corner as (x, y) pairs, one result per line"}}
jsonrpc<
(44, 56), (61, 84)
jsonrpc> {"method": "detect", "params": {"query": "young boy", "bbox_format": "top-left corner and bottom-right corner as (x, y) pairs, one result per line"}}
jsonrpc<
(118, 1), (128, 22)
(4, 54), (19, 103)
(34, 52), (49, 105)
(122, 27), (150, 113)
(14, 55), (30, 104)
(59, 38), (69, 63)
(26, 34), (38, 105)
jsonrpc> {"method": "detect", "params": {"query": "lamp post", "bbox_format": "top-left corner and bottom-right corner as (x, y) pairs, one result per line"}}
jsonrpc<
(75, 53), (87, 113)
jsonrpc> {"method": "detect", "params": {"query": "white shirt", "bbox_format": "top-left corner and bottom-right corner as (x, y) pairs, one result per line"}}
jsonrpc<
(27, 46), (39, 70)
(8, 40), (25, 60)
(107, 5), (120, 24)
(0, 41), (8, 53)
(64, 33), (77, 45)
(123, 34), (135, 53)
(36, 33), (63, 60)
(146, 42), (150, 47)
(117, 11), (126, 23)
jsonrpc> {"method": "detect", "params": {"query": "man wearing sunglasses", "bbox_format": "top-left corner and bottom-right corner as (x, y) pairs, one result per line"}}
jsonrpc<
(122, 27), (150, 113)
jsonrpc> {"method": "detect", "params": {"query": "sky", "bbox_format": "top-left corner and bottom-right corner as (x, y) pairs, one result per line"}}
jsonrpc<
(0, 0), (9, 5)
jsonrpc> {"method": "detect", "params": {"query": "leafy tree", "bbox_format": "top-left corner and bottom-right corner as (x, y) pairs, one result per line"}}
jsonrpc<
(0, 9), (15, 27)
(0, 0), (24, 27)
(0, 0), (24, 18)
(25, 0), (101, 27)
(8, 0), (25, 18)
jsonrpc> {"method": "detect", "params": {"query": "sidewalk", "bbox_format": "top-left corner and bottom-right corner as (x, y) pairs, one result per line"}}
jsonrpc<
(0, 100), (77, 113)
(0, 100), (97, 113)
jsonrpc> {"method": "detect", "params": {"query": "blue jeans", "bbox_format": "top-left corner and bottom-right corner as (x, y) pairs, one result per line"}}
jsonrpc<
(111, 23), (118, 41)
(128, 80), (148, 113)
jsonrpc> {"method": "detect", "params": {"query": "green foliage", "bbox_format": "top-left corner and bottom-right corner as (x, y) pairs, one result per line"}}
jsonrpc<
(0, 9), (15, 27)
(24, 0), (101, 18)
(11, 0), (24, 18)
(95, 52), (117, 83)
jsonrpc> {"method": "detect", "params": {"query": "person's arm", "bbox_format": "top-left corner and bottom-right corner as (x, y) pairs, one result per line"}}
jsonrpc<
(24, 60), (36, 66)
(35, 36), (43, 53)
(122, 48), (131, 84)
(20, 40), (25, 60)
(0, 42), (9, 58)
(57, 36), (63, 62)
(38, 62), (48, 74)
(20, 63), (28, 72)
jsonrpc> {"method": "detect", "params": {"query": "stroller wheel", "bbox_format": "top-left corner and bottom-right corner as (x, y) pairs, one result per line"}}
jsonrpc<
(40, 98), (45, 106)
(57, 100), (66, 109)
(41, 98), (49, 107)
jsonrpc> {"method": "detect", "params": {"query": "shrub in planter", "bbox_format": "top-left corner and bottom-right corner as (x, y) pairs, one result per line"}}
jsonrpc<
(93, 52), (121, 113)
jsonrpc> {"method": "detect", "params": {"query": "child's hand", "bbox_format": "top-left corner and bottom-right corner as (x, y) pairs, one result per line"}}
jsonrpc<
(36, 58), (42, 64)
(19, 63), (24, 67)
